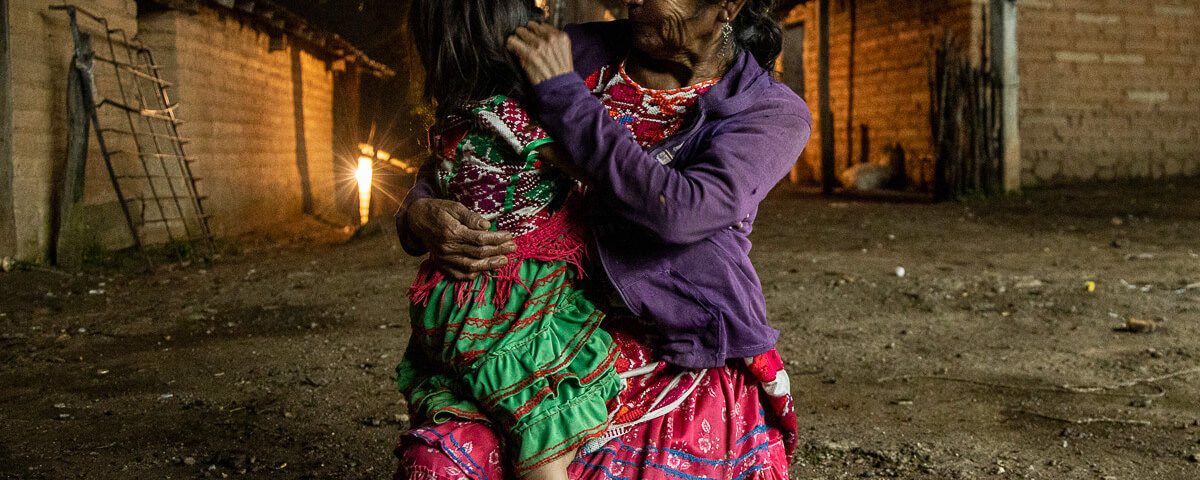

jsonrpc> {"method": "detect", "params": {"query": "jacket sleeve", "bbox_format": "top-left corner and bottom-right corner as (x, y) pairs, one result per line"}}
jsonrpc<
(531, 74), (811, 245)
(393, 153), (440, 256)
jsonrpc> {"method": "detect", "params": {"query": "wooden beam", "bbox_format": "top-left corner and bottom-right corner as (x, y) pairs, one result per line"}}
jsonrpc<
(845, 0), (856, 166)
(993, 0), (1020, 192)
(818, 0), (836, 194)
(0, 0), (15, 257)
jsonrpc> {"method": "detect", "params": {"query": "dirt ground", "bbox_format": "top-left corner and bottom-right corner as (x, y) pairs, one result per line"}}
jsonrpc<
(2, 180), (1199, 479)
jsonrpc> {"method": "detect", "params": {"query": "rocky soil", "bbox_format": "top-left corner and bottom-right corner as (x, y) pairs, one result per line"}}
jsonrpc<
(2, 180), (1198, 479)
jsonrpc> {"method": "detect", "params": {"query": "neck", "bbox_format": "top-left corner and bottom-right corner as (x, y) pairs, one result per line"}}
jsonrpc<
(625, 38), (729, 90)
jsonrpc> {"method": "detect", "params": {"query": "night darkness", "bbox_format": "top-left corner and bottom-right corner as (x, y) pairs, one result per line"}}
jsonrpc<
(276, 0), (426, 160)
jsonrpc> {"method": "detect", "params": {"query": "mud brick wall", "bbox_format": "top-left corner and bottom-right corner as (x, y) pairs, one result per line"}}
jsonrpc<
(139, 8), (341, 239)
(1017, 0), (1200, 185)
(5, 0), (139, 260)
(781, 0), (979, 187)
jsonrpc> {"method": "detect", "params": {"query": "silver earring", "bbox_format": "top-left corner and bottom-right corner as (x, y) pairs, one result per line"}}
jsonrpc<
(721, 23), (733, 48)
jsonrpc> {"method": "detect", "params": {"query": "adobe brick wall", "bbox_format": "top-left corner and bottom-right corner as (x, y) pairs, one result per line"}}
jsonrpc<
(6, 0), (138, 260)
(1017, 0), (1200, 185)
(127, 8), (341, 239)
(781, 0), (979, 187)
(5, 1), (342, 261)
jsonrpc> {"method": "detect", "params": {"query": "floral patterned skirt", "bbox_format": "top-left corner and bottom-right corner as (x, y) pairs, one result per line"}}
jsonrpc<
(395, 316), (797, 480)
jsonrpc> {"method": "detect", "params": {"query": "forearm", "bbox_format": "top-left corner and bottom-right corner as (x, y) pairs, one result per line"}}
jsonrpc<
(531, 75), (698, 241)
(532, 75), (810, 244)
(395, 206), (427, 257)
(395, 155), (440, 257)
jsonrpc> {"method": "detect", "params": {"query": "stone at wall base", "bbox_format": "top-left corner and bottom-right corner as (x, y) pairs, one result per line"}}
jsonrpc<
(56, 201), (136, 269)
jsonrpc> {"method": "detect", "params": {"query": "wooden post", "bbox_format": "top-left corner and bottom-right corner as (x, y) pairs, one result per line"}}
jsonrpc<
(55, 54), (92, 267)
(0, 0), (15, 257)
(845, 0), (856, 170)
(818, 0), (836, 194)
(992, 0), (1020, 192)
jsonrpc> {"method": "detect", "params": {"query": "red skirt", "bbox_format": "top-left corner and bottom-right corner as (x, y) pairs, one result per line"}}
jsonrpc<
(394, 320), (797, 480)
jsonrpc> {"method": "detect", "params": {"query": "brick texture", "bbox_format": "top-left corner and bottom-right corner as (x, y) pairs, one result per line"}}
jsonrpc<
(6, 1), (342, 260)
(140, 9), (341, 239)
(782, 0), (978, 187)
(1017, 0), (1200, 184)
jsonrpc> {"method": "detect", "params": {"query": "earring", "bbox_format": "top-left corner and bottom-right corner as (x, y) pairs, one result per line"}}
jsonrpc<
(721, 23), (733, 48)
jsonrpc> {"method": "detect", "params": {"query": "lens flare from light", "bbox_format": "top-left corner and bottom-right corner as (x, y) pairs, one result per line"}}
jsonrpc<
(356, 156), (373, 225)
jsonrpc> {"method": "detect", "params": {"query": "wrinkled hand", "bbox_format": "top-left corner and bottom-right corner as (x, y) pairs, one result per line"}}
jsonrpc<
(404, 198), (517, 280)
(506, 21), (574, 85)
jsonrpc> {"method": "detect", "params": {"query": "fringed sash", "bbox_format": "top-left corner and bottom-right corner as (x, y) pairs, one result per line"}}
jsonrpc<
(407, 201), (589, 308)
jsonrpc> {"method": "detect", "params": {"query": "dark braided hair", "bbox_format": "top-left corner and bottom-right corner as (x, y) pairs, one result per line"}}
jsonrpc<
(408, 0), (545, 123)
(707, 0), (782, 71)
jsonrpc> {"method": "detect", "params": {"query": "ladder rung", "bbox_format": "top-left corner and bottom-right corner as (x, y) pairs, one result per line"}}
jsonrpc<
(132, 152), (191, 160)
(98, 129), (190, 144)
(96, 100), (182, 124)
(116, 62), (172, 86)
(111, 150), (188, 161)
(93, 54), (171, 87)
(94, 54), (162, 72)
(136, 214), (213, 226)
(116, 174), (202, 181)
(130, 195), (209, 203)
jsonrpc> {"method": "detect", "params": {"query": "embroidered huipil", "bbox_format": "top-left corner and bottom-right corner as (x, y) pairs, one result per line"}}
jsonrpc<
(408, 97), (585, 307)
(398, 96), (621, 475)
(584, 62), (719, 149)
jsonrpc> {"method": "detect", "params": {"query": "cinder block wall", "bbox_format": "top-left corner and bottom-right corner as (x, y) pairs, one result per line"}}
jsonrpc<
(6, 0), (138, 261)
(1017, 0), (1200, 184)
(139, 8), (341, 239)
(782, 0), (978, 187)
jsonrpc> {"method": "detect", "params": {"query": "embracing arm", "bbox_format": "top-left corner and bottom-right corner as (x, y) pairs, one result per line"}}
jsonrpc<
(395, 154), (440, 256)
(508, 23), (810, 244)
(394, 155), (517, 279)
(532, 75), (811, 244)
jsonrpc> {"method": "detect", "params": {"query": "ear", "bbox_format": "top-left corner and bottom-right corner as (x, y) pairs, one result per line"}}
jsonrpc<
(717, 0), (751, 23)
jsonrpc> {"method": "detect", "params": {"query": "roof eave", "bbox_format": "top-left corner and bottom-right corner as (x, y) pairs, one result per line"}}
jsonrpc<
(148, 0), (395, 78)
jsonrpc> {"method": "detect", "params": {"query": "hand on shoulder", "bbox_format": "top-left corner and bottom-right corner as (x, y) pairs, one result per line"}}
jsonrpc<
(506, 21), (575, 85)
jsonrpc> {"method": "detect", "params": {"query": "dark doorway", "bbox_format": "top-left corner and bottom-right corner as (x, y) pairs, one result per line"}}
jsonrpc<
(782, 23), (805, 98)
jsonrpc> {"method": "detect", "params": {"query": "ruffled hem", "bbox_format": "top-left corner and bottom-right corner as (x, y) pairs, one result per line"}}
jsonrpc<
(509, 368), (621, 473)
(400, 259), (621, 475)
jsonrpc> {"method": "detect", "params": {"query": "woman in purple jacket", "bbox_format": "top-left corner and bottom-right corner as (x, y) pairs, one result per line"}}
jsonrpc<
(395, 0), (812, 478)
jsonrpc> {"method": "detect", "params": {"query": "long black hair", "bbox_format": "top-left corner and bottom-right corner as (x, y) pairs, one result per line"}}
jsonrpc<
(408, 0), (545, 123)
(707, 0), (782, 71)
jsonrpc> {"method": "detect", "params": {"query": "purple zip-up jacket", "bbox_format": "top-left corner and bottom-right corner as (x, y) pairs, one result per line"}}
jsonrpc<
(398, 21), (812, 368)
